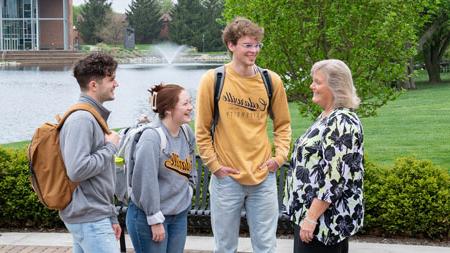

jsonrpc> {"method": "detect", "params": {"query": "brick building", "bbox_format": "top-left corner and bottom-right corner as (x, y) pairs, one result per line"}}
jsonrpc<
(1, 0), (73, 50)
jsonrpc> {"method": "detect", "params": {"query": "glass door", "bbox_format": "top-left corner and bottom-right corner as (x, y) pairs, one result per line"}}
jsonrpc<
(1, 0), (37, 50)
(3, 20), (20, 50)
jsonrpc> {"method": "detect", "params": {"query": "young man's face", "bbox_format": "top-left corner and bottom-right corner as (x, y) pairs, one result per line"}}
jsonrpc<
(228, 35), (262, 68)
(93, 73), (119, 103)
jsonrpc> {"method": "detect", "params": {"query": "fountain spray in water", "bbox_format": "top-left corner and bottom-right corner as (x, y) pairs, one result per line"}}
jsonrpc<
(153, 42), (187, 64)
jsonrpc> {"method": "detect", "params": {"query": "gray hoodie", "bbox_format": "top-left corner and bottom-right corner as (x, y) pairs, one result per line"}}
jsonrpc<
(59, 94), (118, 224)
(129, 122), (197, 225)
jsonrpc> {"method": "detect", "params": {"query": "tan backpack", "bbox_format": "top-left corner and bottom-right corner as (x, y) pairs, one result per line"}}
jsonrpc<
(27, 103), (111, 210)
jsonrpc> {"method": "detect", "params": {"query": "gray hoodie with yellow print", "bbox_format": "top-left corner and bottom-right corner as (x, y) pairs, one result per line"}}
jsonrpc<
(128, 121), (196, 225)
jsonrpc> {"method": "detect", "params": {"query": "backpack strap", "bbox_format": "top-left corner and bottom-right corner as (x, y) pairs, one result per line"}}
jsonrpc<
(212, 65), (226, 140)
(125, 124), (192, 196)
(155, 124), (190, 153)
(180, 124), (195, 154)
(257, 67), (274, 119)
(124, 124), (167, 165)
(57, 103), (111, 134)
(125, 125), (160, 186)
(180, 124), (190, 142)
(212, 65), (274, 133)
(155, 127), (167, 152)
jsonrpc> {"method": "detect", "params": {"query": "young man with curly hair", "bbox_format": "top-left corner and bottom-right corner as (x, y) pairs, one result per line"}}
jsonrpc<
(60, 52), (122, 253)
(196, 17), (292, 253)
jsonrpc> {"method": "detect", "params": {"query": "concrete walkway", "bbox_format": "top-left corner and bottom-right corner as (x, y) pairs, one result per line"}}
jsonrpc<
(0, 232), (449, 253)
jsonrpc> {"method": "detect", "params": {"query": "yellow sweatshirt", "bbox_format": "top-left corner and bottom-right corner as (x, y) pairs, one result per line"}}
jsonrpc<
(195, 64), (292, 185)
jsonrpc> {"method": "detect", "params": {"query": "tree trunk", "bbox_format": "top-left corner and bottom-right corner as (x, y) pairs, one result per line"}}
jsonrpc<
(423, 43), (442, 83)
(426, 62), (442, 83)
(421, 12), (450, 84)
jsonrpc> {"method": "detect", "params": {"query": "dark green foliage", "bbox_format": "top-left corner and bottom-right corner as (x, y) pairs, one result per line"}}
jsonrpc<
(0, 147), (62, 228)
(169, 0), (205, 50)
(201, 0), (226, 52)
(364, 157), (450, 239)
(170, 0), (225, 52)
(158, 0), (174, 15)
(126, 0), (162, 43)
(78, 0), (112, 44)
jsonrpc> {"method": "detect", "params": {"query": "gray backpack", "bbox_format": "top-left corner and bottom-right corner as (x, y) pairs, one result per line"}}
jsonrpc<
(115, 122), (190, 204)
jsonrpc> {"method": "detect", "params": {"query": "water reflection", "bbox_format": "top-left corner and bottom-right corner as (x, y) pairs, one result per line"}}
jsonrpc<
(0, 63), (218, 143)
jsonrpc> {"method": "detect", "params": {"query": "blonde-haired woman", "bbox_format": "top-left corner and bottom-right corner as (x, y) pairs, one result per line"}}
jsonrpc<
(284, 59), (364, 253)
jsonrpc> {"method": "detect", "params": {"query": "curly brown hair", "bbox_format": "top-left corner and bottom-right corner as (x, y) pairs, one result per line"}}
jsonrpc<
(222, 17), (264, 48)
(73, 52), (117, 90)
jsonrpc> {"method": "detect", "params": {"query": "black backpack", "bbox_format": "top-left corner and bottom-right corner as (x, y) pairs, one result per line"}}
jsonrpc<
(211, 65), (273, 138)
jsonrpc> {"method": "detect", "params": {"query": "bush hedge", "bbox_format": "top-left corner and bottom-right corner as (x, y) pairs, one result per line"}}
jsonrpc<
(0, 147), (62, 228)
(0, 146), (448, 239)
(364, 157), (449, 239)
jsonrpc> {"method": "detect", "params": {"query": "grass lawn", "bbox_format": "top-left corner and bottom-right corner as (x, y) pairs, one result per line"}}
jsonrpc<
(2, 140), (29, 149)
(2, 74), (449, 171)
(361, 81), (450, 169)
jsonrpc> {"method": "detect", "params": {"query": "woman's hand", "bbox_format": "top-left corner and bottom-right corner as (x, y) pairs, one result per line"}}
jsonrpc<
(151, 223), (165, 242)
(300, 218), (317, 243)
(299, 199), (330, 243)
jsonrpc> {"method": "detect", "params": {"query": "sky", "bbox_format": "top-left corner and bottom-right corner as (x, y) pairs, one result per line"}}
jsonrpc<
(72, 0), (133, 13)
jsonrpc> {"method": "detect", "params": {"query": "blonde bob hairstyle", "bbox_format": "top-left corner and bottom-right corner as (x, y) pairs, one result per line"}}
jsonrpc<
(311, 59), (360, 109)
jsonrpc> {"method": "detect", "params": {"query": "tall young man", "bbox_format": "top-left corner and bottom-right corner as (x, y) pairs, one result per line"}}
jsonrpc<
(60, 52), (121, 253)
(195, 17), (292, 253)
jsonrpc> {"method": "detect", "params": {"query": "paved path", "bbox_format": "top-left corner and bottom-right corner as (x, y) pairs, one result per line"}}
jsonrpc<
(0, 232), (449, 253)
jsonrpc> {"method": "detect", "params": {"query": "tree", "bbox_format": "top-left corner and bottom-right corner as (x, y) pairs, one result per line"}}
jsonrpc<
(201, 0), (226, 52)
(126, 0), (162, 43)
(97, 12), (127, 44)
(419, 2), (450, 83)
(224, 0), (428, 117)
(169, 0), (206, 51)
(72, 5), (83, 28)
(78, 0), (112, 44)
(169, 0), (225, 52)
(158, 0), (174, 15)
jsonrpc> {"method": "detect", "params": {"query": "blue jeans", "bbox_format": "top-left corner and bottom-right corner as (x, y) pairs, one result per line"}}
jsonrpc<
(64, 217), (119, 253)
(126, 201), (188, 253)
(210, 172), (278, 253)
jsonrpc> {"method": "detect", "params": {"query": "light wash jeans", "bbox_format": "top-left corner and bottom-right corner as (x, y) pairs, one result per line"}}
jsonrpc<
(210, 172), (278, 253)
(126, 201), (188, 253)
(64, 217), (119, 253)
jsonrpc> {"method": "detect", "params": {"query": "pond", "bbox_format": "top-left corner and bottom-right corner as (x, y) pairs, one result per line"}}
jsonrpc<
(0, 63), (218, 144)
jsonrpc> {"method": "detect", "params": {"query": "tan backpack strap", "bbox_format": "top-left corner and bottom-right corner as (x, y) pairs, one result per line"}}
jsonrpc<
(57, 103), (111, 134)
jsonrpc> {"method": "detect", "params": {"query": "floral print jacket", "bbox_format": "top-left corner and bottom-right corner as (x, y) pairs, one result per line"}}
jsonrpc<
(283, 108), (364, 245)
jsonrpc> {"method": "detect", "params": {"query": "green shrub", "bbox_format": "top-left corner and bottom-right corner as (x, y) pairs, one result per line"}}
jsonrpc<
(1, 145), (449, 239)
(362, 158), (388, 234)
(0, 147), (62, 228)
(364, 157), (450, 239)
(0, 147), (11, 178)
